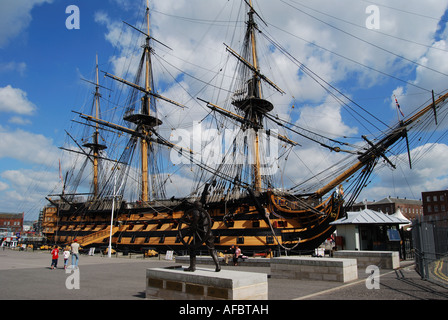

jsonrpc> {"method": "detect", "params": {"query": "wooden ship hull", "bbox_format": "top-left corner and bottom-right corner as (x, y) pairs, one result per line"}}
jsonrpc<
(42, 190), (343, 254)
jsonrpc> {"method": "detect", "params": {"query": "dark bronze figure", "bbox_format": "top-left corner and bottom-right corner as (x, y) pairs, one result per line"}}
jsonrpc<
(178, 201), (221, 272)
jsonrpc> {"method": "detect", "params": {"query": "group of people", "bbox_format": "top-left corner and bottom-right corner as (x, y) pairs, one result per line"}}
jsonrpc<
(50, 239), (80, 270)
(224, 245), (246, 266)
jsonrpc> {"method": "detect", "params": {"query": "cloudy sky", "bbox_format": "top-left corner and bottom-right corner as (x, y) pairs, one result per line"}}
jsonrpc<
(1, 0), (448, 221)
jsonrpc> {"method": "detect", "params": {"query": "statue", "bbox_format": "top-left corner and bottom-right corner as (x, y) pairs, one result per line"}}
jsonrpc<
(178, 201), (221, 272)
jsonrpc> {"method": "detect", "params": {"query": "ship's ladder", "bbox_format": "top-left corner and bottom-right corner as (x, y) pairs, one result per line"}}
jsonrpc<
(76, 226), (119, 247)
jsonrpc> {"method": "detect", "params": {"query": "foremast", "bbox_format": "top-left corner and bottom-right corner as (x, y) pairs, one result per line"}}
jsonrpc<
(80, 0), (186, 203)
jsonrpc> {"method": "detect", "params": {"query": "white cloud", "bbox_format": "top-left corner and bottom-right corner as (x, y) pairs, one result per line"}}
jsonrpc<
(390, 39), (448, 116)
(0, 0), (54, 48)
(8, 116), (32, 126)
(0, 169), (61, 217)
(0, 180), (8, 192)
(297, 98), (358, 138)
(0, 128), (59, 166)
(2, 169), (56, 192)
(359, 143), (448, 200)
(0, 61), (27, 76)
(94, 10), (143, 78)
(0, 85), (36, 115)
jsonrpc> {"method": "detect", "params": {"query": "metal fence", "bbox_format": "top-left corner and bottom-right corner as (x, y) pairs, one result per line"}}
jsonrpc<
(412, 213), (448, 288)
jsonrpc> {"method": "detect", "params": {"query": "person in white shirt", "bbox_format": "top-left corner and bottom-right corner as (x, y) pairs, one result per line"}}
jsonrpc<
(71, 239), (80, 268)
(63, 247), (70, 269)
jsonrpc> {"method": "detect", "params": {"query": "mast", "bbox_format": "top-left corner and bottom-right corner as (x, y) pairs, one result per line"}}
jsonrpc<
(93, 56), (101, 198)
(229, 0), (280, 192)
(140, 0), (151, 203)
(248, 0), (262, 192)
(97, 0), (184, 202)
(83, 54), (107, 199)
(120, 0), (155, 202)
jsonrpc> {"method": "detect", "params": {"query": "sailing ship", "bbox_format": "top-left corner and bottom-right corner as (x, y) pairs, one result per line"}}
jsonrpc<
(41, 0), (448, 255)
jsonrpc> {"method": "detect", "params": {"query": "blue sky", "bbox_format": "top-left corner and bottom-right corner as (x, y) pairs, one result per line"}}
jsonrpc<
(1, 0), (448, 221)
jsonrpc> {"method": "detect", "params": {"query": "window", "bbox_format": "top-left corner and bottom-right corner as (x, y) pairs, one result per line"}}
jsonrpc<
(387, 229), (401, 241)
(427, 196), (431, 202)
(427, 205), (432, 213)
(277, 221), (288, 227)
(433, 195), (438, 201)
(266, 236), (274, 244)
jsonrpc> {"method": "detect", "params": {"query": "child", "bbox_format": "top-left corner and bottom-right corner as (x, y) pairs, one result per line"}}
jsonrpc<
(63, 247), (70, 269)
(50, 245), (59, 270)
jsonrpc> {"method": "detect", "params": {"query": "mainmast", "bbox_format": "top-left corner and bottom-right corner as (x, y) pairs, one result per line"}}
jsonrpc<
(229, 0), (282, 192)
(111, 0), (158, 203)
(140, 1), (151, 203)
(248, 0), (262, 192)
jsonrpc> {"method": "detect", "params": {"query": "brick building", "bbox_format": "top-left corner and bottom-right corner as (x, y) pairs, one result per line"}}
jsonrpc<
(0, 213), (24, 234)
(351, 197), (422, 220)
(421, 190), (448, 216)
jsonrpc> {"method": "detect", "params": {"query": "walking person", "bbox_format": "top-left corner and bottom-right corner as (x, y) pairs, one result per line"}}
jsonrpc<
(50, 245), (59, 270)
(71, 239), (80, 268)
(63, 247), (70, 269)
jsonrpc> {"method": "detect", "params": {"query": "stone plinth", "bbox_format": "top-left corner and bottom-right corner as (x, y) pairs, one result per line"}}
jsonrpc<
(175, 255), (271, 267)
(333, 250), (400, 269)
(270, 257), (358, 283)
(146, 266), (268, 300)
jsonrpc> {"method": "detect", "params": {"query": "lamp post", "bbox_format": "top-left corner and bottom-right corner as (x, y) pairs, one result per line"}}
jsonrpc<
(108, 166), (123, 258)
(108, 172), (116, 258)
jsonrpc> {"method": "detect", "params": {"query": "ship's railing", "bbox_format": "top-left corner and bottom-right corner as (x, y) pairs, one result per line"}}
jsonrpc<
(272, 196), (303, 211)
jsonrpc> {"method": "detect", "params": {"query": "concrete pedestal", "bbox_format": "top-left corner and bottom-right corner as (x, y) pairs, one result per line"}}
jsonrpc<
(270, 257), (358, 283)
(175, 255), (271, 267)
(333, 250), (400, 269)
(146, 266), (268, 300)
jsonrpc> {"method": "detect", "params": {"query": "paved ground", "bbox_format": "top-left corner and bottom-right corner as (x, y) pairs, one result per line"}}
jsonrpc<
(1, 249), (447, 302)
